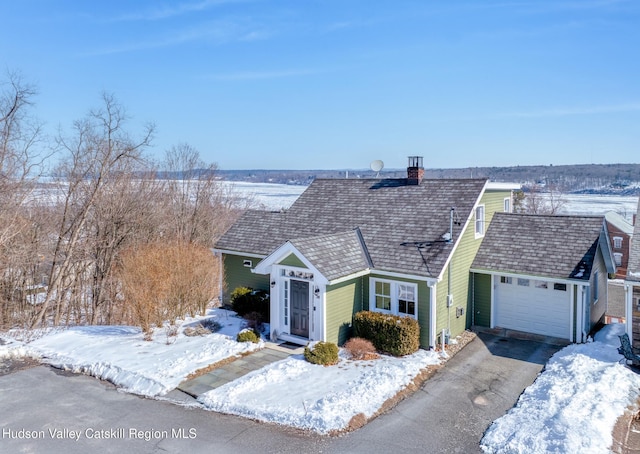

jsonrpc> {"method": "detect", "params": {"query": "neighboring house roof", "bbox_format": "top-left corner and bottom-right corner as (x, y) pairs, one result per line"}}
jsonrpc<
(605, 210), (634, 235)
(627, 198), (640, 282)
(471, 213), (611, 281)
(216, 178), (489, 279)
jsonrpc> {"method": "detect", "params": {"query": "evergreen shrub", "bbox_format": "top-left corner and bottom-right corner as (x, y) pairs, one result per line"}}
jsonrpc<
(236, 329), (260, 343)
(353, 311), (420, 356)
(230, 287), (269, 322)
(304, 341), (339, 366)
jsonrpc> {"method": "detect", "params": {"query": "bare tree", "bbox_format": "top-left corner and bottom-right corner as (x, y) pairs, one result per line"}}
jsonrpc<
(31, 93), (154, 328)
(0, 71), (44, 248)
(516, 183), (566, 215)
(87, 168), (162, 324)
(159, 143), (240, 246)
(0, 71), (48, 328)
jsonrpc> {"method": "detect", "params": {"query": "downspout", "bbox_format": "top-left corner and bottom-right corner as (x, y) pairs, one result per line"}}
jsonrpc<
(577, 285), (585, 343)
(446, 207), (454, 338)
(429, 282), (437, 349)
(218, 252), (224, 306)
(471, 272), (475, 327)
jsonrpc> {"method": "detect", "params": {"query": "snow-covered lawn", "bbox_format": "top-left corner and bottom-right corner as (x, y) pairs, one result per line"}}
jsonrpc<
(481, 323), (640, 453)
(3, 315), (640, 443)
(0, 308), (444, 433)
(0, 309), (262, 397)
(198, 348), (442, 434)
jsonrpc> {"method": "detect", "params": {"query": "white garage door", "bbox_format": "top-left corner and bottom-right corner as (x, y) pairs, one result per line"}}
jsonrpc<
(494, 277), (571, 340)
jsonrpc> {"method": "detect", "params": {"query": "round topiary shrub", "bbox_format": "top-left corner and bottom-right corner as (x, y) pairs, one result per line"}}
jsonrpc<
(236, 329), (260, 343)
(304, 341), (339, 366)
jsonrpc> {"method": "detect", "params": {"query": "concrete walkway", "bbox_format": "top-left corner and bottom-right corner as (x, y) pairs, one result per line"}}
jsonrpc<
(176, 342), (304, 398)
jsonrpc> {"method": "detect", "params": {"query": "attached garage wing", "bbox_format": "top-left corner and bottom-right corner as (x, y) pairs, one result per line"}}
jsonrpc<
(494, 277), (572, 340)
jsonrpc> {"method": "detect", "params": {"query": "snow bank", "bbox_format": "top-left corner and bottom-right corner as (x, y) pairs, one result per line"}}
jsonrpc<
(199, 349), (442, 434)
(481, 324), (640, 453)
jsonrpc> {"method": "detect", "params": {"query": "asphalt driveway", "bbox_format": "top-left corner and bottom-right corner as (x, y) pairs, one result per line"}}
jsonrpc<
(0, 333), (561, 453)
(327, 332), (562, 453)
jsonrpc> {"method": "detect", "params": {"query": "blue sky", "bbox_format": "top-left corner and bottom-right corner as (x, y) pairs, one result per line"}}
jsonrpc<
(1, 0), (639, 170)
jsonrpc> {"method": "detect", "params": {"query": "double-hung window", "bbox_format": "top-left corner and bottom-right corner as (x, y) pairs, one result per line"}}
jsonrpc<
(614, 253), (623, 267)
(374, 280), (391, 311)
(504, 197), (511, 213)
(475, 205), (485, 238)
(613, 237), (623, 249)
(398, 283), (416, 316)
(370, 279), (418, 318)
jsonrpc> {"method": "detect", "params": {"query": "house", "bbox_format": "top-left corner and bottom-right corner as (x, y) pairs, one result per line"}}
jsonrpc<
(470, 213), (615, 343)
(214, 157), (519, 349)
(605, 210), (634, 323)
(624, 198), (640, 349)
(605, 210), (634, 279)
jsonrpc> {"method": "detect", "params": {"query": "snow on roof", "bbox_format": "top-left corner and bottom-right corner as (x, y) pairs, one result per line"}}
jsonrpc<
(605, 210), (634, 235)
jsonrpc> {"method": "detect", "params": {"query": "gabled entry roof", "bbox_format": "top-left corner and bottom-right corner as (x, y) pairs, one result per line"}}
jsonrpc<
(252, 229), (372, 284)
(216, 178), (490, 279)
(289, 229), (373, 282)
(471, 213), (614, 280)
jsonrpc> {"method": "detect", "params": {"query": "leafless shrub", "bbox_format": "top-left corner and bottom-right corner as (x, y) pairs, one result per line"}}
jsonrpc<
(118, 241), (218, 339)
(344, 337), (379, 360)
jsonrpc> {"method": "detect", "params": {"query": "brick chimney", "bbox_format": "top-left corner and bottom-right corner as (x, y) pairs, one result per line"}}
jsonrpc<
(407, 156), (424, 185)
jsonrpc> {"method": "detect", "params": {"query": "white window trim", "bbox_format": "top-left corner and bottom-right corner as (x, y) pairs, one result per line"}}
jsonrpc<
(475, 204), (486, 239)
(503, 197), (511, 213)
(613, 236), (623, 249)
(369, 278), (418, 319)
(614, 252), (623, 266)
(593, 271), (599, 304)
(282, 280), (289, 328)
(276, 265), (316, 333)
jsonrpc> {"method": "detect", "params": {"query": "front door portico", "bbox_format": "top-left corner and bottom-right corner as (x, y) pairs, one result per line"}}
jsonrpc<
(290, 280), (310, 338)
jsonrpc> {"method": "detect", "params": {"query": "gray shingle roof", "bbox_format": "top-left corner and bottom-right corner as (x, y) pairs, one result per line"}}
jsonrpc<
(216, 178), (488, 278)
(289, 229), (372, 281)
(627, 198), (640, 282)
(471, 213), (605, 280)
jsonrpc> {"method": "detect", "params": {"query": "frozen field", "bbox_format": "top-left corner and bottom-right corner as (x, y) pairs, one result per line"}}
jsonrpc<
(221, 181), (305, 210)
(555, 193), (638, 220)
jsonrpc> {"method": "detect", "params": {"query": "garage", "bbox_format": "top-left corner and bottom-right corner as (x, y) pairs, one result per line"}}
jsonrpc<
(494, 276), (571, 340)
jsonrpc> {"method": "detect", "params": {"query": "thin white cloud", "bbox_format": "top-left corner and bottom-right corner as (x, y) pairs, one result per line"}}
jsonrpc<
(207, 68), (326, 81)
(113, 0), (249, 22)
(79, 20), (268, 56)
(447, 0), (633, 15)
(496, 103), (640, 118)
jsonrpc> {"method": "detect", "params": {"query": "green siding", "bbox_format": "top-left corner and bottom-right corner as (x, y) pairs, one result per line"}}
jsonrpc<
(222, 254), (269, 304)
(365, 273), (431, 349)
(473, 273), (492, 327)
(279, 253), (308, 269)
(325, 278), (364, 345)
(436, 189), (512, 340)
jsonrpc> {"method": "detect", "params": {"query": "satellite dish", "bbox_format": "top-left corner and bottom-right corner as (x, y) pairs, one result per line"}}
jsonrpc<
(370, 160), (384, 177)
